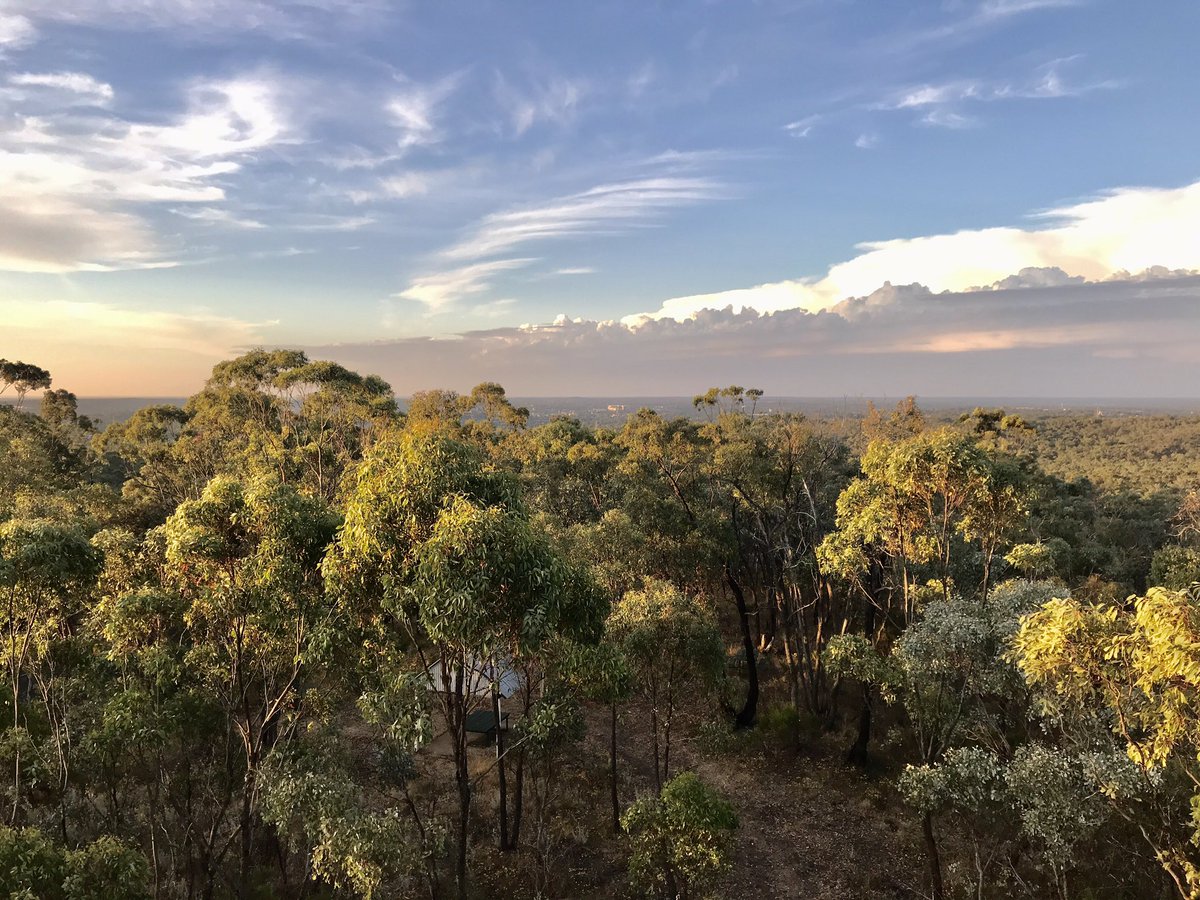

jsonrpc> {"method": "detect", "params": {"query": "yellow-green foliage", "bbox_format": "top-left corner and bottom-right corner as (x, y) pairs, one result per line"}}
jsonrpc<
(1013, 585), (1200, 896)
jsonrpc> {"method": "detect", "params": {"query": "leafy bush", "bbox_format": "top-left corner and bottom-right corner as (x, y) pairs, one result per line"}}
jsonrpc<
(622, 771), (738, 899)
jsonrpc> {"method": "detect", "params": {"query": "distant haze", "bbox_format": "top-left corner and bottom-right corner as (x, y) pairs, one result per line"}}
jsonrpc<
(55, 395), (1200, 431)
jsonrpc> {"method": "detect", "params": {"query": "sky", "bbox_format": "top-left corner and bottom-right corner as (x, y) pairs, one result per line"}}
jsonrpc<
(2, 0), (1199, 397)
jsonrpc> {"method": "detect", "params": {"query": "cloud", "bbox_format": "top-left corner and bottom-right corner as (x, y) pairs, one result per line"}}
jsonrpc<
(445, 177), (726, 262)
(630, 179), (1200, 322)
(0, 0), (381, 45)
(878, 57), (1117, 128)
(395, 258), (536, 312)
(171, 207), (267, 229)
(8, 71), (113, 104)
(493, 72), (588, 136)
(0, 71), (292, 271)
(307, 273), (1200, 397)
(854, 133), (878, 149)
(885, 0), (1086, 53)
(387, 74), (459, 151)
(0, 14), (35, 49)
(784, 115), (819, 138)
(397, 170), (727, 310)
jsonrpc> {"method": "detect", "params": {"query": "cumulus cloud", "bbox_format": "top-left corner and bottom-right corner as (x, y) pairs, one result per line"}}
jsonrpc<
(630, 179), (1200, 322)
(0, 71), (291, 271)
(309, 273), (1200, 397)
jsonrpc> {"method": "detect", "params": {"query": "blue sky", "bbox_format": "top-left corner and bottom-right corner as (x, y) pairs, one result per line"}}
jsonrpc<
(3, 0), (1199, 395)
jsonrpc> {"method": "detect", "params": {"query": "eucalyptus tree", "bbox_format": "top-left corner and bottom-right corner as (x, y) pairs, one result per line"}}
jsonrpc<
(607, 579), (724, 789)
(1014, 583), (1200, 898)
(819, 428), (1029, 629)
(162, 475), (339, 895)
(186, 351), (397, 495)
(827, 579), (1062, 900)
(0, 360), (52, 410)
(0, 826), (150, 899)
(700, 401), (851, 720)
(0, 520), (101, 823)
(409, 495), (604, 862)
(560, 639), (632, 833)
(94, 405), (191, 525)
(326, 426), (602, 898)
(613, 409), (761, 726)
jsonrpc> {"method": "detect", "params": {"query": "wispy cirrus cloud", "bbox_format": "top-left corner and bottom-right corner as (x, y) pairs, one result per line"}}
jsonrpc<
(493, 72), (588, 137)
(7, 71), (113, 104)
(387, 73), (460, 151)
(0, 0), (383, 46)
(880, 0), (1087, 53)
(876, 57), (1119, 128)
(395, 258), (536, 312)
(394, 168), (728, 312)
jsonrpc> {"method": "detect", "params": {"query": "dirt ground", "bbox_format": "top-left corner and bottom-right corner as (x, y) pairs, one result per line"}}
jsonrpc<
(449, 694), (928, 900)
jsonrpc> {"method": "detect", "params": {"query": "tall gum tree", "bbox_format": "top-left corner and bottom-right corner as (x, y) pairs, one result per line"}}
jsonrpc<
(325, 426), (603, 898)
(162, 475), (338, 897)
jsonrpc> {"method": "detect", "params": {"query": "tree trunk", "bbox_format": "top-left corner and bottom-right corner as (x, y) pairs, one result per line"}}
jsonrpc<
(923, 813), (945, 900)
(492, 684), (510, 851)
(847, 586), (877, 767)
(725, 566), (759, 730)
(512, 748), (525, 848)
(609, 702), (620, 833)
(455, 744), (470, 900)
(650, 699), (662, 791)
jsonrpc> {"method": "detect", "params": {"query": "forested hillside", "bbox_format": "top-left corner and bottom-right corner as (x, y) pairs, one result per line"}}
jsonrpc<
(2, 353), (1200, 899)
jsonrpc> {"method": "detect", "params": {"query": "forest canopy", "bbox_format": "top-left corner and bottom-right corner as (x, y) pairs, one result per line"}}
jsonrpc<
(0, 352), (1199, 899)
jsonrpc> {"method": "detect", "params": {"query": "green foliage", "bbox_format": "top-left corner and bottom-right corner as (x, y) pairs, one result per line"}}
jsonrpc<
(1151, 545), (1200, 589)
(0, 827), (149, 900)
(1013, 585), (1200, 895)
(260, 746), (441, 900)
(622, 771), (738, 900)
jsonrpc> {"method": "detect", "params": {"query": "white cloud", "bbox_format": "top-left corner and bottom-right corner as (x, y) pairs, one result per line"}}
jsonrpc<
(0, 13), (35, 49)
(171, 207), (267, 229)
(378, 172), (431, 198)
(494, 73), (588, 136)
(855, 133), (878, 149)
(784, 115), (819, 138)
(385, 73), (460, 153)
(0, 1), (381, 45)
(8, 71), (113, 104)
(629, 179), (1200, 322)
(878, 57), (1117, 128)
(310, 273), (1200, 397)
(395, 258), (536, 312)
(444, 176), (726, 262)
(0, 71), (291, 271)
(394, 172), (726, 310)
